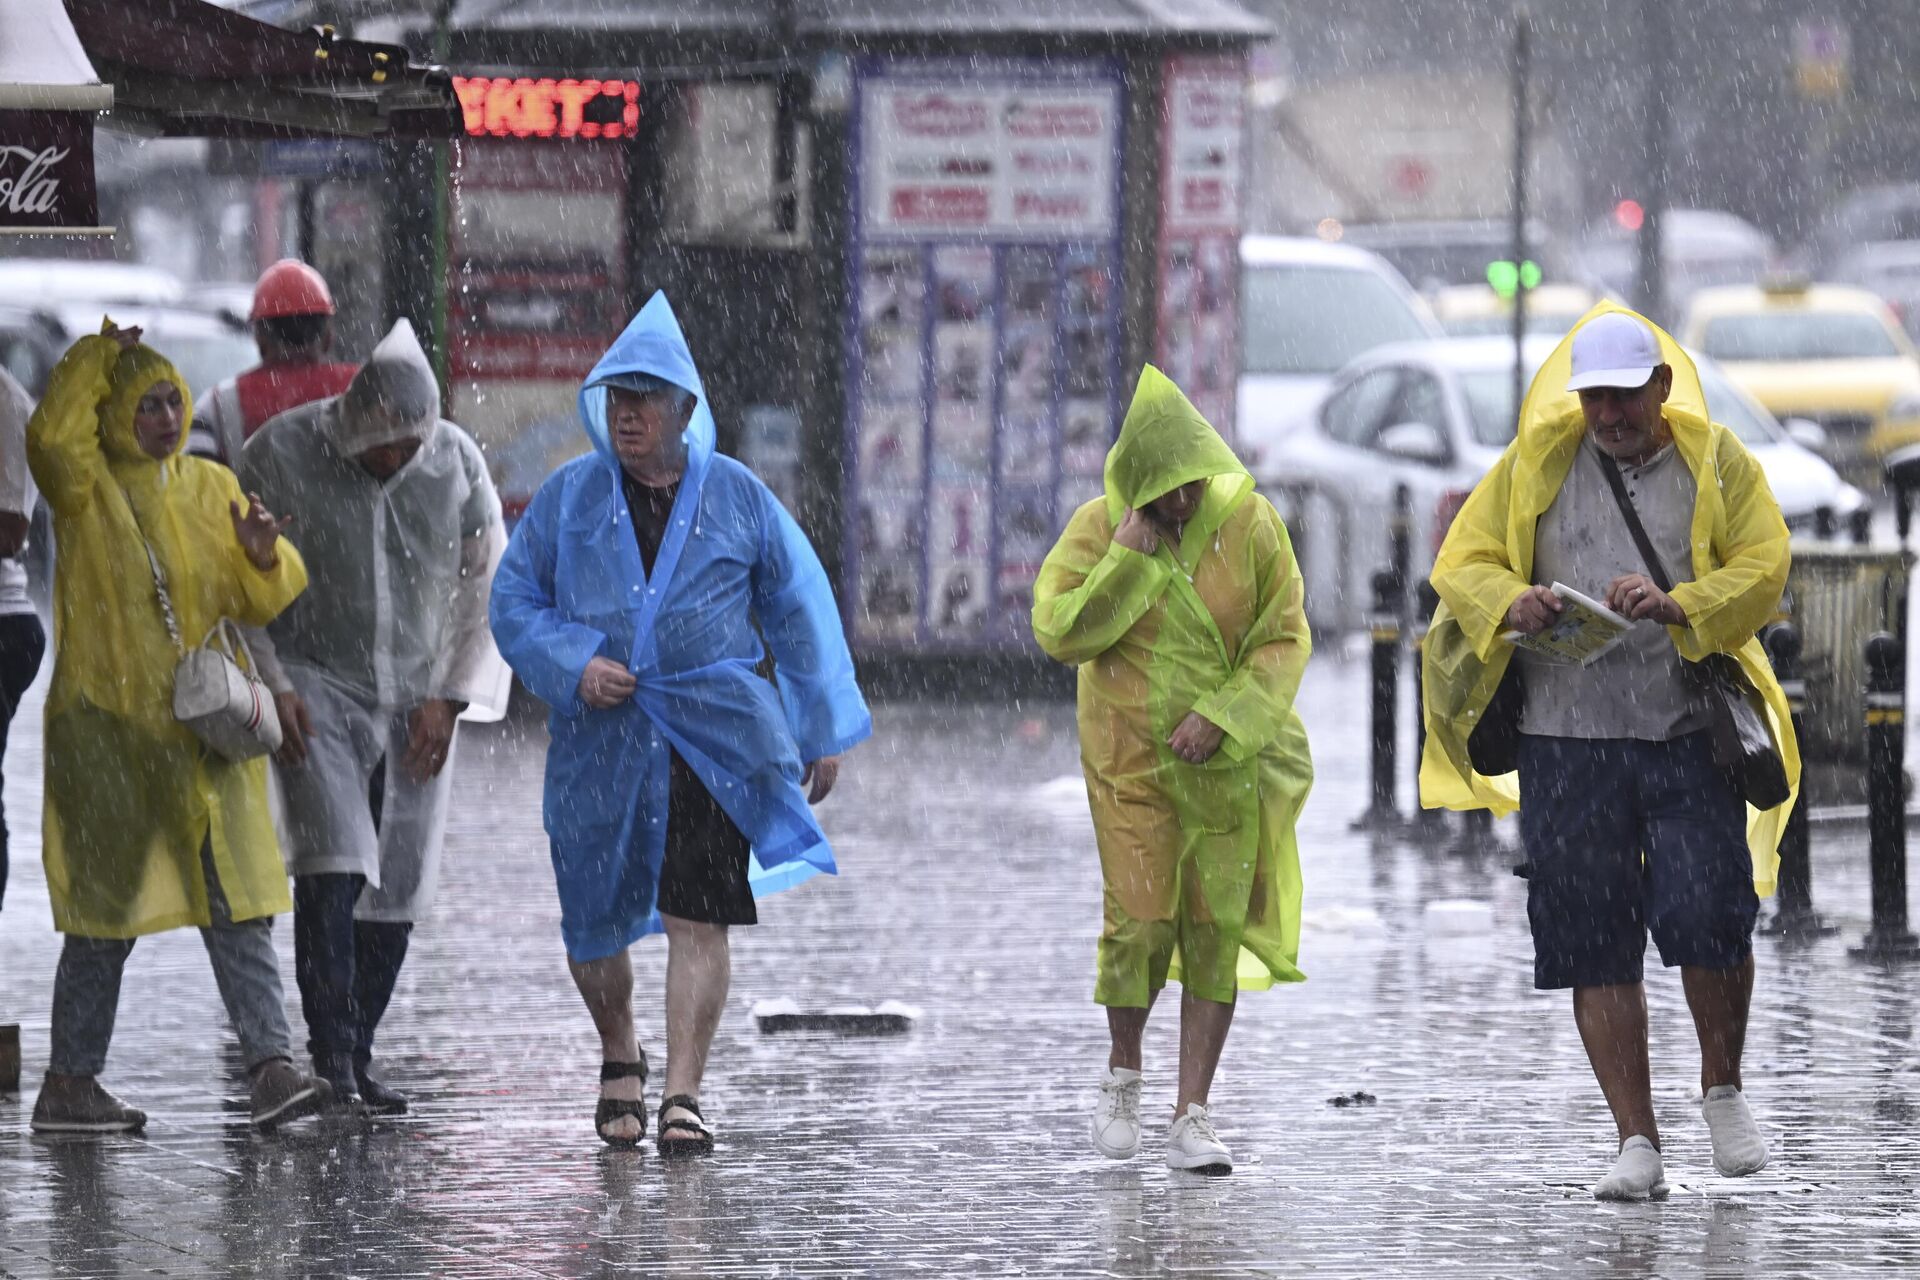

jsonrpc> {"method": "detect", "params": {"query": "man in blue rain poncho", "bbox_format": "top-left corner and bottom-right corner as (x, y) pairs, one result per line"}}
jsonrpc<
(490, 293), (871, 1155)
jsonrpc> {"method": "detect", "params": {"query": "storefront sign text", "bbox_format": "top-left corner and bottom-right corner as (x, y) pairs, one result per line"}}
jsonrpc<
(453, 77), (642, 140)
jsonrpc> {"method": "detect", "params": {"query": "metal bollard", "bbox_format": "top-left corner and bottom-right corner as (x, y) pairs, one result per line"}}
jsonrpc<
(1406, 582), (1447, 834)
(1849, 506), (1873, 546)
(0, 1023), (17, 1094)
(1759, 624), (1832, 938)
(1388, 485), (1412, 607)
(1851, 632), (1920, 961)
(1351, 569), (1402, 832)
(1454, 808), (1495, 858)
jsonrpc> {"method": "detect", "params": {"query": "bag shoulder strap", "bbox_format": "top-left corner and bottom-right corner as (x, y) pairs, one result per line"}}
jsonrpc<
(117, 486), (186, 658)
(1587, 443), (1675, 594)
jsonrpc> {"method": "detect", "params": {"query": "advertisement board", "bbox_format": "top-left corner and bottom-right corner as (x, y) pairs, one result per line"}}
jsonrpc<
(0, 109), (103, 233)
(1153, 54), (1247, 439)
(846, 59), (1124, 652)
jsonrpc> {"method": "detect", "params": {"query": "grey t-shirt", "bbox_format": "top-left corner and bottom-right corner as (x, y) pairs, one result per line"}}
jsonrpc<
(1519, 437), (1706, 741)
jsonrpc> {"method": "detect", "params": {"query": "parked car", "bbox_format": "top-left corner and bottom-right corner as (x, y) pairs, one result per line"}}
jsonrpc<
(0, 258), (187, 309)
(1237, 235), (1439, 478)
(1681, 281), (1920, 470)
(1803, 183), (1920, 277)
(1578, 208), (1775, 321)
(1830, 241), (1920, 342)
(1264, 335), (1868, 632)
(0, 257), (256, 401)
(1429, 282), (1604, 339)
(0, 304), (65, 397)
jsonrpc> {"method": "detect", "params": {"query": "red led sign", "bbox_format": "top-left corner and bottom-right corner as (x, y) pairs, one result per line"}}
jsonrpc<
(453, 77), (642, 140)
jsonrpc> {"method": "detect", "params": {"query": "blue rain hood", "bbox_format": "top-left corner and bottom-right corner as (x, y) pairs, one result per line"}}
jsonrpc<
(578, 292), (714, 473)
(491, 293), (873, 961)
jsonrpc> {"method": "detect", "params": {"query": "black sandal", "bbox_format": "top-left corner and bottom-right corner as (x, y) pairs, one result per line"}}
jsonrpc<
(656, 1094), (714, 1157)
(594, 1055), (649, 1149)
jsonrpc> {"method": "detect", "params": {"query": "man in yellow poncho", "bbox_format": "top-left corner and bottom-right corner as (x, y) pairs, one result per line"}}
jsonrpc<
(1421, 306), (1798, 1200)
(1033, 366), (1311, 1176)
(25, 323), (321, 1133)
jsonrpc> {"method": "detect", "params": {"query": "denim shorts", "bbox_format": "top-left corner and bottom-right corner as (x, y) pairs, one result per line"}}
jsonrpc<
(1518, 731), (1758, 990)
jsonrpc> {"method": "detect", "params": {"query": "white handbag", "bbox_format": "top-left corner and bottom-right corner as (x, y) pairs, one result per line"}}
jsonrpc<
(171, 619), (283, 761)
(127, 496), (283, 762)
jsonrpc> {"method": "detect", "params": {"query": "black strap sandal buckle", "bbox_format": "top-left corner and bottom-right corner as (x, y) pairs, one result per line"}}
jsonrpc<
(656, 1093), (714, 1158)
(595, 1053), (649, 1149)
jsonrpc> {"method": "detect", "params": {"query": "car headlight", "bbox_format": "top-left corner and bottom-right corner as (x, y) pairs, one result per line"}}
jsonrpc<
(1890, 392), (1920, 421)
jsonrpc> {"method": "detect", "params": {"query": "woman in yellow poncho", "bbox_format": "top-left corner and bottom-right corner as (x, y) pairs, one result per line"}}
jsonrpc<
(1033, 366), (1311, 1176)
(25, 323), (324, 1134)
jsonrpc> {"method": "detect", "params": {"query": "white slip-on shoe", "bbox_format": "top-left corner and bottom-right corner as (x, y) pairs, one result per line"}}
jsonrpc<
(1166, 1102), (1232, 1175)
(1594, 1135), (1669, 1201)
(1092, 1067), (1142, 1159)
(1702, 1085), (1769, 1176)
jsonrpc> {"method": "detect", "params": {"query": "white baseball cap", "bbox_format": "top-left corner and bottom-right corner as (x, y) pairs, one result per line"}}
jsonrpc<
(1566, 312), (1662, 392)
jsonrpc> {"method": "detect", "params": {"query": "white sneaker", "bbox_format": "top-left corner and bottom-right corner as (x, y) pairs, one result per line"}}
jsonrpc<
(1701, 1085), (1769, 1176)
(1165, 1102), (1232, 1175)
(1091, 1067), (1142, 1159)
(1594, 1135), (1669, 1201)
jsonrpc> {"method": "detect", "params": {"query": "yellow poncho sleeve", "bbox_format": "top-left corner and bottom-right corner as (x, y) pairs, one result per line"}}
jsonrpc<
(1032, 502), (1173, 667)
(25, 333), (118, 516)
(1668, 431), (1791, 662)
(1191, 500), (1312, 762)
(1429, 444), (1535, 662)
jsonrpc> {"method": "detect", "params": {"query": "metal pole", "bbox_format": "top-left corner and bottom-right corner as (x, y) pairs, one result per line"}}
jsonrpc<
(1635, 0), (1669, 323)
(1760, 624), (1832, 938)
(1509, 6), (1531, 413)
(1352, 569), (1402, 832)
(427, 0), (456, 395)
(1389, 484), (1412, 618)
(1852, 631), (1920, 961)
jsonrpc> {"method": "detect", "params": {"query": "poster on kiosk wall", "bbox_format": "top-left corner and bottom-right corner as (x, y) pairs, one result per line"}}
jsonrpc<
(845, 58), (1124, 653)
(1154, 54), (1247, 443)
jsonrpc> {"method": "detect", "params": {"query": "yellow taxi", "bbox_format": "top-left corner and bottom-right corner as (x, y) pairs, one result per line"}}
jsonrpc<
(1430, 282), (1604, 339)
(1681, 281), (1920, 469)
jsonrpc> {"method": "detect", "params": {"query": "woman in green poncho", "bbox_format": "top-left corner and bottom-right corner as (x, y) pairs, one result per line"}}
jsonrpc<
(1032, 366), (1312, 1176)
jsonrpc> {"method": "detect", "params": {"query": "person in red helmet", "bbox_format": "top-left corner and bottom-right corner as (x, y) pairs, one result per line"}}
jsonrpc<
(188, 259), (359, 465)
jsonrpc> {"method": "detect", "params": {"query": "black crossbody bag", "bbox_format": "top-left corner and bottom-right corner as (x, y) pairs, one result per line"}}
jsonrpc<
(1590, 447), (1790, 810)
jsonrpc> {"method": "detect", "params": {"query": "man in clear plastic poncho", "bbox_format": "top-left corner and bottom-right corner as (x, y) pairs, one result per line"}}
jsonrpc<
(1032, 366), (1312, 1176)
(490, 293), (871, 1154)
(1421, 306), (1797, 1200)
(237, 319), (509, 1113)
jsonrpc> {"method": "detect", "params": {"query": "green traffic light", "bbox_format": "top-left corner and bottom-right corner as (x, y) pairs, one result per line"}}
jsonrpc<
(1485, 259), (1543, 299)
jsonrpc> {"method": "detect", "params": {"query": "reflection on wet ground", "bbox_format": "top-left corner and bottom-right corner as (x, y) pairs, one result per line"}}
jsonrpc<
(3, 651), (1919, 1276)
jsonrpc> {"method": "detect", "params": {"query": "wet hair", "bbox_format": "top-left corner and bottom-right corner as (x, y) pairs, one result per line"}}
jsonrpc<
(258, 314), (329, 348)
(343, 358), (436, 426)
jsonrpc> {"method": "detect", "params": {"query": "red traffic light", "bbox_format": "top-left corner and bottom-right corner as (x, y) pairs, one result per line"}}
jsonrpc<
(1614, 199), (1645, 232)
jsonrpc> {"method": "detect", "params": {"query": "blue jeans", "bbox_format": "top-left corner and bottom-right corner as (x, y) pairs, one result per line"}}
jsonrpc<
(49, 843), (292, 1076)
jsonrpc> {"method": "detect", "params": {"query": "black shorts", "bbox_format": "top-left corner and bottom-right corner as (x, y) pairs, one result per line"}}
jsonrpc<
(655, 749), (757, 927)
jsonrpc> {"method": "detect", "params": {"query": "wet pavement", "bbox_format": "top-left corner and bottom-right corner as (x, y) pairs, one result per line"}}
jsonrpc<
(3, 644), (1920, 1277)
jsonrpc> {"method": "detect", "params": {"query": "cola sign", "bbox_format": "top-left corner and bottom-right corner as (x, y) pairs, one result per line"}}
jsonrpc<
(0, 111), (101, 232)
